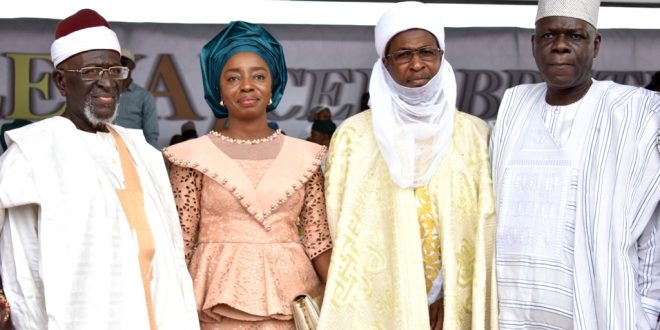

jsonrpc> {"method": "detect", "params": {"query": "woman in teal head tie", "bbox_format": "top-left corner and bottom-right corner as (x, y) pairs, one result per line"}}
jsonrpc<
(162, 21), (333, 329)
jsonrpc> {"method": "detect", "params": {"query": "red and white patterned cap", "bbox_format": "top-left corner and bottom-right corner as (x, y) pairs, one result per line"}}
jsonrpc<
(50, 9), (120, 67)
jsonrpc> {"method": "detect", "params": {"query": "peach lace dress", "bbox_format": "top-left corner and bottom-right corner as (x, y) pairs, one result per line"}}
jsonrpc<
(163, 131), (332, 330)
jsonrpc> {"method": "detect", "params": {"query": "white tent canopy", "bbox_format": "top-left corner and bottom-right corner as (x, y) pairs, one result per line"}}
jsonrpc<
(4, 0), (660, 29)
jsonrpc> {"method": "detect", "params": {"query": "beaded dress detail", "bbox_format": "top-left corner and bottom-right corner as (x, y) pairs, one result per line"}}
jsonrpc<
(209, 129), (281, 145)
(163, 132), (331, 326)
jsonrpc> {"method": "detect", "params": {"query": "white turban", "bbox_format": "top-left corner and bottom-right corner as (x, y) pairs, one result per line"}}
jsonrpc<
(374, 1), (445, 58)
(369, 1), (457, 189)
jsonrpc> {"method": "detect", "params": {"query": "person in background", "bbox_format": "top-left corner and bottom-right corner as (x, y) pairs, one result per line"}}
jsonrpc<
(645, 71), (660, 92)
(0, 9), (198, 329)
(0, 119), (32, 153)
(320, 2), (497, 329)
(114, 48), (159, 147)
(307, 119), (336, 148)
(308, 119), (336, 173)
(180, 120), (199, 141)
(308, 103), (332, 122)
(169, 121), (199, 146)
(298, 103), (331, 139)
(360, 91), (370, 112)
(169, 134), (183, 146)
(162, 21), (332, 329)
(490, 0), (660, 328)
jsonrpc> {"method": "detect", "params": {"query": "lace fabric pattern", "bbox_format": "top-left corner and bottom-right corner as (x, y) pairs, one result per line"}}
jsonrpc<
(168, 166), (202, 263)
(298, 169), (332, 259)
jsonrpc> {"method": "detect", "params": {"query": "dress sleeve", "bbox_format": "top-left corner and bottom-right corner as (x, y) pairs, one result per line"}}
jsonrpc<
(168, 164), (202, 265)
(299, 168), (332, 259)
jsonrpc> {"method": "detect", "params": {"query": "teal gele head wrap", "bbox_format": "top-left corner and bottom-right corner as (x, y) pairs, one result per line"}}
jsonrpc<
(201, 21), (287, 118)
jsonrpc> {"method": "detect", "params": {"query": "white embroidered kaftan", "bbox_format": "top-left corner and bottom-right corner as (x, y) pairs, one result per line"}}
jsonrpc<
(491, 80), (660, 329)
(0, 117), (199, 330)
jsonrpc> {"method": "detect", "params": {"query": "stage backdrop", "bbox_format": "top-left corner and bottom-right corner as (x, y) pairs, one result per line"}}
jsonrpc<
(1, 18), (658, 148)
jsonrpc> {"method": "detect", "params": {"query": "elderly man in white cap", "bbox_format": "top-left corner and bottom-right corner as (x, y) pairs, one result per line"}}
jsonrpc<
(0, 9), (199, 330)
(490, 0), (660, 328)
(320, 2), (497, 329)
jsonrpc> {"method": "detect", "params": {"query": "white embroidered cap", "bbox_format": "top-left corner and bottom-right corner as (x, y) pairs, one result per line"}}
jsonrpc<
(536, 0), (601, 27)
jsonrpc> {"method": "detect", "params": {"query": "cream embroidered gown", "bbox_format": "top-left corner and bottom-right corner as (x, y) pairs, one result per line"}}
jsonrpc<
(320, 110), (498, 330)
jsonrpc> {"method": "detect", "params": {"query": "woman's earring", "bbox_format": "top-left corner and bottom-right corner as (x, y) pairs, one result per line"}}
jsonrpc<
(268, 98), (273, 106)
(220, 100), (224, 107)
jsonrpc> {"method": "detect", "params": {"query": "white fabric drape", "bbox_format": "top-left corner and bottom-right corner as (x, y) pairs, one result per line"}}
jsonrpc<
(370, 58), (456, 188)
(369, 0), (457, 189)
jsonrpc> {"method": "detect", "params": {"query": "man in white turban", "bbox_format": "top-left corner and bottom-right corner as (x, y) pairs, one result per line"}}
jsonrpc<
(490, 0), (660, 328)
(0, 9), (198, 329)
(320, 2), (498, 329)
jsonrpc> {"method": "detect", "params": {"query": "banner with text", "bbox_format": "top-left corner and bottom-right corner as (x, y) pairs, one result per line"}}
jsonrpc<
(1, 19), (658, 148)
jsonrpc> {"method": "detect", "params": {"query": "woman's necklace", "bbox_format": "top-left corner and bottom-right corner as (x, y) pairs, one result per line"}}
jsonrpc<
(210, 129), (281, 145)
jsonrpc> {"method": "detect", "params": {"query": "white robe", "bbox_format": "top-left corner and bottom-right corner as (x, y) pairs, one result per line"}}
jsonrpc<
(0, 116), (199, 330)
(491, 80), (660, 329)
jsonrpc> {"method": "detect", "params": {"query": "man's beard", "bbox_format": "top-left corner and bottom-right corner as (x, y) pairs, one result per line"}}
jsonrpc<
(83, 95), (118, 130)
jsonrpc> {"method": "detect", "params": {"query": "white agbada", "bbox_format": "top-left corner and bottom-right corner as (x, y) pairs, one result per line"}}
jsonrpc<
(0, 116), (199, 330)
(491, 80), (660, 329)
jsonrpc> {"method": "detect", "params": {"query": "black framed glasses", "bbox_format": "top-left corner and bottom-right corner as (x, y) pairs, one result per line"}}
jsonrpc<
(58, 66), (129, 81)
(385, 46), (443, 64)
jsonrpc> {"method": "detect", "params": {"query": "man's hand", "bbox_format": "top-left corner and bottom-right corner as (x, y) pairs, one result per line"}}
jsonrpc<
(429, 298), (444, 330)
(0, 288), (10, 330)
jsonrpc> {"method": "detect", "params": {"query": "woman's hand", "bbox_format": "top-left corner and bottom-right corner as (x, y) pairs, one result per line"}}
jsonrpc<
(429, 298), (443, 330)
(312, 249), (332, 284)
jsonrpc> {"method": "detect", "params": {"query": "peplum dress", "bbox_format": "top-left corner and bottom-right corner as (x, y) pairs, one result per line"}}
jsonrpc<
(163, 131), (332, 329)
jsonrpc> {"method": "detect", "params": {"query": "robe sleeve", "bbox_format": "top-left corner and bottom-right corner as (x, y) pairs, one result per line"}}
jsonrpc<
(488, 122), (499, 186)
(0, 146), (47, 329)
(168, 164), (202, 265)
(638, 204), (660, 325)
(323, 122), (352, 240)
(459, 115), (499, 329)
(635, 96), (660, 327)
(299, 168), (332, 259)
(489, 87), (513, 194)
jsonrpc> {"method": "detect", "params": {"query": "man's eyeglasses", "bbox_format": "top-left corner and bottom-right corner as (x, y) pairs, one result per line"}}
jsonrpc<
(385, 47), (443, 64)
(58, 66), (129, 81)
